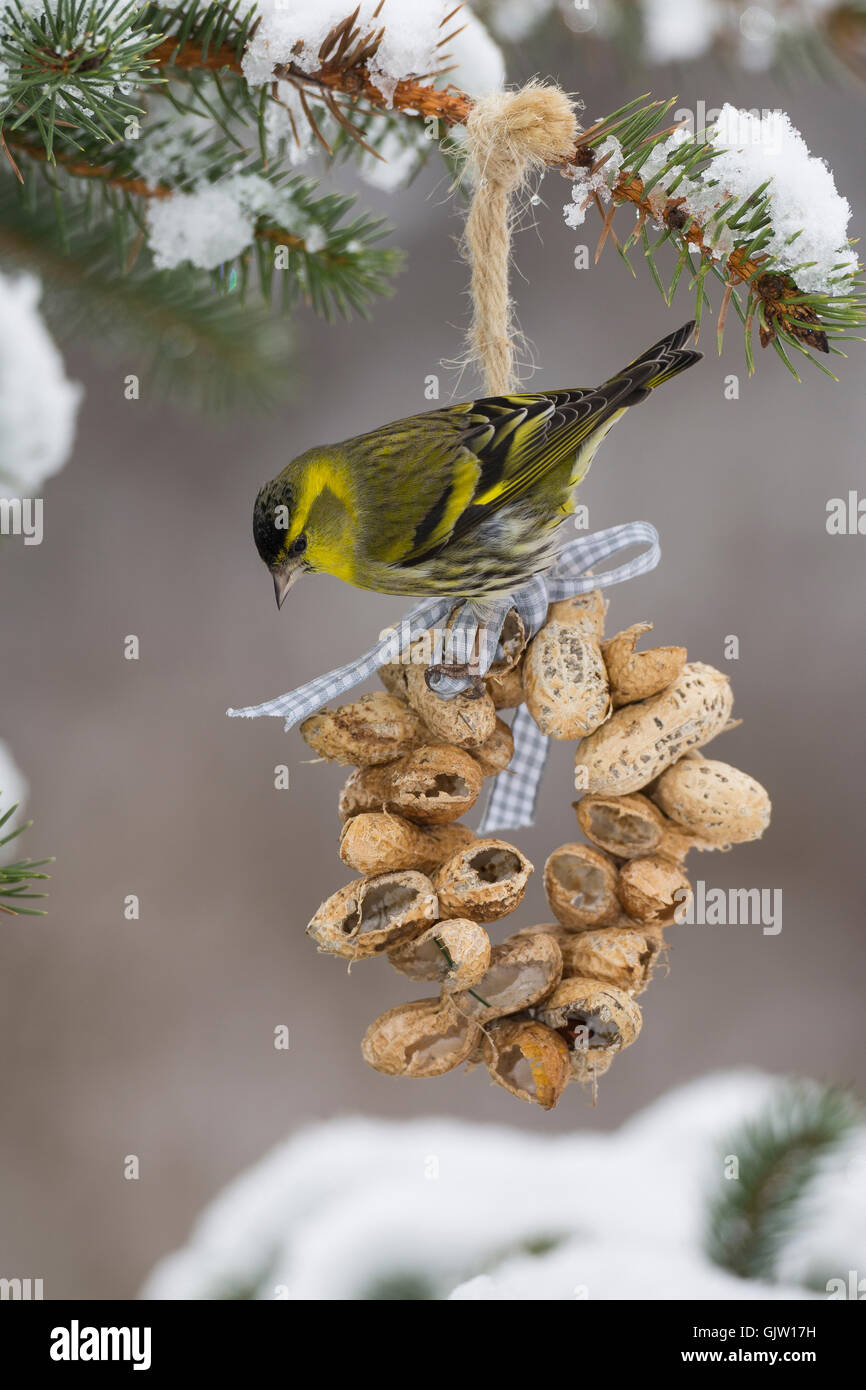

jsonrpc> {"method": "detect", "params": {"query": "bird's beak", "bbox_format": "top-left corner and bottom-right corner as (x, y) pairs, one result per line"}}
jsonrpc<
(272, 563), (303, 610)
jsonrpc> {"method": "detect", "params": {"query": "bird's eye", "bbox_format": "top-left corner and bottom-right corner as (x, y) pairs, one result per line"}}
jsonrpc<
(290, 534), (307, 557)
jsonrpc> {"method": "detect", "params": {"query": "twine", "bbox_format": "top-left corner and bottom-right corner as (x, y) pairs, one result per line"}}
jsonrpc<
(462, 81), (579, 395)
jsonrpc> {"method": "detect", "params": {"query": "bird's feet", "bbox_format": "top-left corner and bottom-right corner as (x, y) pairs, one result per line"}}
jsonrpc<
(424, 663), (487, 698)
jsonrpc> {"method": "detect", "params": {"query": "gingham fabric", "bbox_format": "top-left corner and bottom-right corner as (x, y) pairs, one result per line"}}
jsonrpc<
(227, 521), (660, 832)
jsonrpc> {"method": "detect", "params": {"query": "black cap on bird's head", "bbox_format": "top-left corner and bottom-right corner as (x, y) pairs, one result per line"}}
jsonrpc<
(253, 478), (306, 609)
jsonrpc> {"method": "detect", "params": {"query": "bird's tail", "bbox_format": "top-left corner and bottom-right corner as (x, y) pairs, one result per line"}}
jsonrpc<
(603, 320), (702, 406)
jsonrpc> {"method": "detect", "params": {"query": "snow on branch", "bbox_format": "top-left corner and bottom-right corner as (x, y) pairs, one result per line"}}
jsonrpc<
(1, 3), (862, 376)
(562, 97), (864, 377)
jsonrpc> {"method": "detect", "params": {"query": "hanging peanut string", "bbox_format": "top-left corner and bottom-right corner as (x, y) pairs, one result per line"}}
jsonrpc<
(462, 82), (579, 395)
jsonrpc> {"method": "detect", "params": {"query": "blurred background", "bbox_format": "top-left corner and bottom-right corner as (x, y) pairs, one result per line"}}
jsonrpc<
(1, 2), (865, 1298)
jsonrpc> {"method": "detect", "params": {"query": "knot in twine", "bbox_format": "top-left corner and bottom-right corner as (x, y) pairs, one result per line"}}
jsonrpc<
(463, 82), (580, 395)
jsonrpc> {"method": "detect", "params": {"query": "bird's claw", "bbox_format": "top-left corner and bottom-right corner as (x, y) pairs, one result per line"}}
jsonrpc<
(424, 663), (486, 698)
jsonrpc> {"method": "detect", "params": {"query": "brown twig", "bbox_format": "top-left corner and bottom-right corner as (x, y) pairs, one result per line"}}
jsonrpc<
(5, 133), (171, 198)
(7, 135), (313, 254)
(0, 126), (24, 183)
(606, 169), (829, 351)
(147, 36), (473, 124)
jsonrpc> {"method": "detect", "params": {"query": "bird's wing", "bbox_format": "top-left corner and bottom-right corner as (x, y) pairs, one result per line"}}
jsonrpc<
(393, 379), (637, 568)
(393, 320), (700, 568)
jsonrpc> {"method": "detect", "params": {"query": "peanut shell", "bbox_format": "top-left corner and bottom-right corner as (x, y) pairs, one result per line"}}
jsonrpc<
(300, 691), (426, 766)
(602, 622), (687, 708)
(536, 977), (643, 1069)
(574, 662), (734, 795)
(451, 933), (562, 1024)
(398, 664), (496, 748)
(547, 589), (607, 639)
(486, 664), (525, 710)
(361, 997), (481, 1077)
(337, 744), (483, 825)
(306, 870), (437, 959)
(524, 621), (610, 740)
(558, 925), (663, 995)
(387, 918), (491, 992)
(482, 1017), (571, 1110)
(617, 855), (692, 926)
(544, 842), (621, 930)
(470, 718), (515, 777)
(339, 813), (476, 875)
(433, 838), (534, 922)
(485, 608), (528, 675)
(575, 792), (701, 861)
(654, 758), (771, 847)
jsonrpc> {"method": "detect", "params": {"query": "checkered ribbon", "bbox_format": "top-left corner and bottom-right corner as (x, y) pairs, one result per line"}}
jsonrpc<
(227, 521), (660, 833)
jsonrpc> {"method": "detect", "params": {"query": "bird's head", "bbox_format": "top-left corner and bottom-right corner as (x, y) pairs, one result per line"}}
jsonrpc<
(253, 451), (354, 608)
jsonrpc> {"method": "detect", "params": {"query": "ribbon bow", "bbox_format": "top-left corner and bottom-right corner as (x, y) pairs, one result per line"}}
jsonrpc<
(227, 522), (660, 833)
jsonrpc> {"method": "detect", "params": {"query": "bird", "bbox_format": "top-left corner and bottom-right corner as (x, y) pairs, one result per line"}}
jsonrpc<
(253, 321), (701, 613)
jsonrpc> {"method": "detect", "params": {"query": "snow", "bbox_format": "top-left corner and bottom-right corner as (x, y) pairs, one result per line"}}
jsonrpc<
(263, 81), (327, 164)
(441, 9), (505, 97)
(483, 0), (555, 43)
(704, 104), (858, 294)
(144, 170), (328, 271)
(780, 1140), (866, 1290)
(451, 1240), (814, 1300)
(563, 105), (858, 296)
(243, 1), (503, 104)
(142, 1069), (866, 1301)
(132, 107), (218, 189)
(641, 0), (725, 64)
(0, 273), (82, 497)
(358, 128), (426, 192)
(146, 183), (259, 272)
(563, 136), (624, 229)
(137, 106), (322, 268)
(0, 740), (28, 841)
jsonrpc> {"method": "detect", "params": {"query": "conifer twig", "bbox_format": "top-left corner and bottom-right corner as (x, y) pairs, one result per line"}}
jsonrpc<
(706, 1082), (862, 1283)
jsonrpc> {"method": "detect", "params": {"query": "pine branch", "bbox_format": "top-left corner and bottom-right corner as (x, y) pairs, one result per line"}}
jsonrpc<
(0, 177), (294, 409)
(5, 126), (404, 320)
(0, 802), (51, 917)
(142, 0), (259, 71)
(564, 97), (865, 376)
(143, 2), (473, 128)
(6, 130), (170, 199)
(142, 27), (863, 376)
(2, 6), (861, 382)
(706, 1082), (862, 1283)
(0, 0), (162, 157)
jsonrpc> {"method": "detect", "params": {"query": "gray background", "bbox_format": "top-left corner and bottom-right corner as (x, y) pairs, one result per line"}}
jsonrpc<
(1, 45), (864, 1298)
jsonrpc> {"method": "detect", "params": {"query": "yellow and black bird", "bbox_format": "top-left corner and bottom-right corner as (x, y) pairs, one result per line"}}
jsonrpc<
(253, 322), (700, 609)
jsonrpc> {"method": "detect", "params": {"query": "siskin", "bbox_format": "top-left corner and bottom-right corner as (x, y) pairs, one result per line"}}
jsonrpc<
(253, 322), (700, 611)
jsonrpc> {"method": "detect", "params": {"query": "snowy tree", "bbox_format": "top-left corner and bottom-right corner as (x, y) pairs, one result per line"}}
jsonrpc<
(0, 0), (862, 412)
(142, 1071), (866, 1300)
